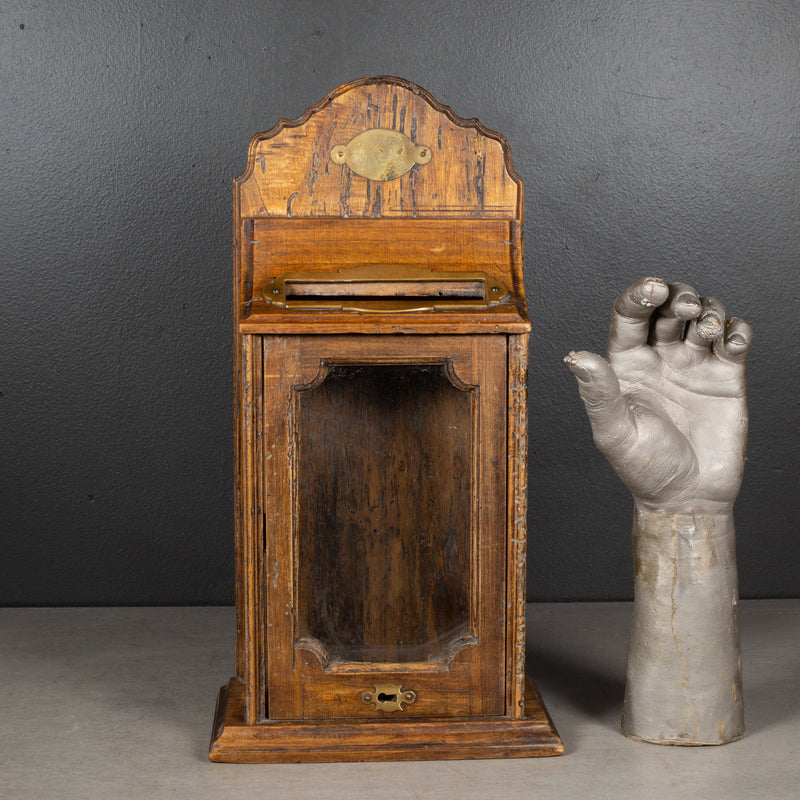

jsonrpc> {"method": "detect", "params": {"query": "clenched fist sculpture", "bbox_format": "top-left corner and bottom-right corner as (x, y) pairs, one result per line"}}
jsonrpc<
(565, 278), (752, 745)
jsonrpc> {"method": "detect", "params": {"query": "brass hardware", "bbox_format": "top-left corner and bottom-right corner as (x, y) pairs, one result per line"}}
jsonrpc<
(330, 129), (431, 181)
(361, 683), (417, 712)
(263, 264), (511, 313)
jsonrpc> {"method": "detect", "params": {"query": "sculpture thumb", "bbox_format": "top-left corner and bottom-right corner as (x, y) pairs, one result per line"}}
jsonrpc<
(564, 351), (634, 455)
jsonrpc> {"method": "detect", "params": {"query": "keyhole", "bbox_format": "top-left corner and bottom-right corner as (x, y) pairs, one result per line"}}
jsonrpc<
(361, 684), (416, 711)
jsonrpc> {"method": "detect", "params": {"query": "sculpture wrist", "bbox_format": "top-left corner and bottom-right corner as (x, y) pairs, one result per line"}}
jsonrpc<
(623, 503), (744, 744)
(632, 498), (735, 517)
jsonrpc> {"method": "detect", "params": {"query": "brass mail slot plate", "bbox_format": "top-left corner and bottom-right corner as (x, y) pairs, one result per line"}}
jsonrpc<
(286, 279), (485, 299)
(263, 264), (511, 313)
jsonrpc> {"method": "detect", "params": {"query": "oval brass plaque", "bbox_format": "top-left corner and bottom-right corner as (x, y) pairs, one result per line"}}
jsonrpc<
(330, 129), (431, 181)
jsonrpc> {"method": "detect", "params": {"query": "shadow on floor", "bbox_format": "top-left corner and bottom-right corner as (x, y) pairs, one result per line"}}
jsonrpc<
(526, 640), (626, 747)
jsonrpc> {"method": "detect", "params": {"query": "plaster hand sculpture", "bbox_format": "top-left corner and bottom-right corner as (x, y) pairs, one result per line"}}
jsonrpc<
(565, 277), (752, 745)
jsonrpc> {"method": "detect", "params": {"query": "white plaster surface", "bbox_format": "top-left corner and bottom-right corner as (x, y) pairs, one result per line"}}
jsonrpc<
(2, 601), (797, 799)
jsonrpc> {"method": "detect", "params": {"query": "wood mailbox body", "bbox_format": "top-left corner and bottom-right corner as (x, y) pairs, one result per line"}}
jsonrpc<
(209, 77), (563, 762)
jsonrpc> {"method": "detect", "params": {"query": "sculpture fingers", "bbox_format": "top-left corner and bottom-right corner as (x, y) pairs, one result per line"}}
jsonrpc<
(715, 317), (754, 364)
(684, 296), (725, 348)
(564, 351), (637, 454)
(648, 282), (702, 346)
(607, 277), (669, 356)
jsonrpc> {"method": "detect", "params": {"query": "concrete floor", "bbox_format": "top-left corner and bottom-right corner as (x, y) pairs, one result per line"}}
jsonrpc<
(2, 600), (798, 799)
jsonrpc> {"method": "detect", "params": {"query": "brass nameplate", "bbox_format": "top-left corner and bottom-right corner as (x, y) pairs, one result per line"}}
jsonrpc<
(330, 129), (431, 181)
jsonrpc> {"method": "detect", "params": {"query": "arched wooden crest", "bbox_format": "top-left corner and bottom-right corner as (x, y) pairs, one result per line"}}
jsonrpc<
(236, 76), (522, 220)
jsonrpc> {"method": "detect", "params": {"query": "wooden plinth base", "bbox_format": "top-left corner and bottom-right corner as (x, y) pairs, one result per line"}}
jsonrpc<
(209, 676), (563, 763)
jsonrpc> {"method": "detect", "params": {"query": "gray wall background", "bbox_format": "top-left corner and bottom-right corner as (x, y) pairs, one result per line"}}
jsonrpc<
(2, 1), (798, 604)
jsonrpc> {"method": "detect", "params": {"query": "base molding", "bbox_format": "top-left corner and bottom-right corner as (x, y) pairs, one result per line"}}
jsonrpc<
(209, 676), (563, 763)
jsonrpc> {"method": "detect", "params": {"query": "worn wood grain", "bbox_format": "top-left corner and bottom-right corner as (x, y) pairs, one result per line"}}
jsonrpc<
(260, 335), (506, 720)
(210, 677), (564, 762)
(236, 77), (521, 221)
(233, 78), (528, 336)
(507, 333), (530, 719)
(295, 363), (473, 665)
(248, 218), (514, 289)
(218, 77), (561, 761)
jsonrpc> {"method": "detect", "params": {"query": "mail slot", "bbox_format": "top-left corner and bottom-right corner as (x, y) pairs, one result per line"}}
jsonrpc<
(262, 264), (511, 312)
(209, 76), (563, 763)
(284, 277), (485, 299)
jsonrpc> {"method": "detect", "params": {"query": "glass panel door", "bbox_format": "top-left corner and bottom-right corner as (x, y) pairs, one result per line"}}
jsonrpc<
(295, 363), (473, 664)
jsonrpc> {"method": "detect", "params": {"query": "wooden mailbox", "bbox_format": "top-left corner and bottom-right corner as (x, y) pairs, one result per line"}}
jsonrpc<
(209, 76), (563, 762)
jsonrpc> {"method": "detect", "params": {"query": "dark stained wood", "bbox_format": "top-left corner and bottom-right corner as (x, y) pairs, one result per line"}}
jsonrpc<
(216, 77), (562, 761)
(247, 218), (516, 296)
(236, 334), (264, 724)
(507, 333), (530, 718)
(240, 305), (529, 335)
(296, 363), (473, 665)
(240, 218), (529, 333)
(240, 216), (528, 333)
(261, 335), (506, 720)
(210, 676), (564, 763)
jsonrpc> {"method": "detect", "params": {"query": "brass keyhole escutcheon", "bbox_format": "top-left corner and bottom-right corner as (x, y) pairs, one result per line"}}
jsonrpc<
(361, 683), (417, 712)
